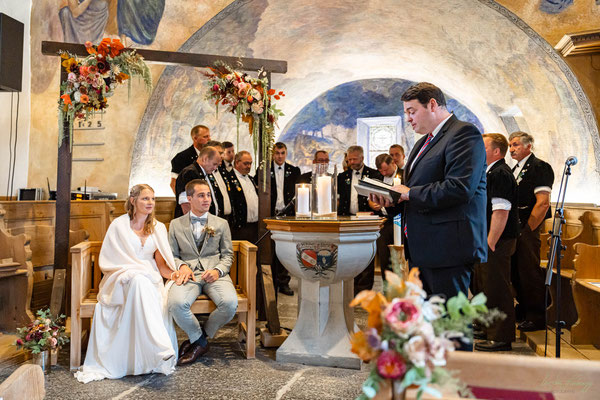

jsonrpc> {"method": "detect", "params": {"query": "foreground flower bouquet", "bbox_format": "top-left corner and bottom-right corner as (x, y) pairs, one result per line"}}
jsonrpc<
(15, 308), (69, 354)
(350, 269), (500, 400)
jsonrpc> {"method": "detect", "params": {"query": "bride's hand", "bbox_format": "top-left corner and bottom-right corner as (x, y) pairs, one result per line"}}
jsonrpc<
(174, 264), (195, 285)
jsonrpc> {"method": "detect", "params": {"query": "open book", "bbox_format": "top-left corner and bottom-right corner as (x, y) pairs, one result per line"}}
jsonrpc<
(354, 176), (402, 203)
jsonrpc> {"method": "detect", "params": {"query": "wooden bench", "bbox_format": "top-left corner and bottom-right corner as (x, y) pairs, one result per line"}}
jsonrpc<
(570, 243), (600, 346)
(541, 211), (595, 329)
(0, 364), (45, 400)
(70, 240), (257, 370)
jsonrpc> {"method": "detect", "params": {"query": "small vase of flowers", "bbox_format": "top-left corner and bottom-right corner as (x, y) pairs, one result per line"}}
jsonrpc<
(15, 309), (69, 374)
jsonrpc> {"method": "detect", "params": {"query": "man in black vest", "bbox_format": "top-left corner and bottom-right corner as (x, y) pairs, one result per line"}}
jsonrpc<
(205, 141), (235, 226)
(473, 133), (519, 351)
(221, 141), (235, 176)
(174, 146), (223, 219)
(228, 151), (259, 243)
(374, 153), (402, 282)
(170, 125), (211, 194)
(509, 131), (554, 332)
(297, 150), (329, 184)
(260, 142), (301, 295)
(337, 145), (382, 295)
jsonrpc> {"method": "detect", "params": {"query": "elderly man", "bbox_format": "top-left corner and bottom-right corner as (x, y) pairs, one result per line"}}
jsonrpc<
(174, 146), (223, 218)
(297, 150), (330, 184)
(229, 151), (259, 243)
(509, 131), (554, 332)
(170, 125), (211, 194)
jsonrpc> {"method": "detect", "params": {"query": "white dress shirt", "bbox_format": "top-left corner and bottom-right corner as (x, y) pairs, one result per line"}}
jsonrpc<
(189, 210), (208, 241)
(234, 169), (259, 223)
(212, 169), (232, 215)
(486, 159), (512, 211)
(350, 166), (364, 215)
(274, 163), (286, 212)
(408, 113), (453, 172)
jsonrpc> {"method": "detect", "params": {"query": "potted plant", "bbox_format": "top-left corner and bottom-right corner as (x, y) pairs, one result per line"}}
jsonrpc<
(15, 309), (69, 374)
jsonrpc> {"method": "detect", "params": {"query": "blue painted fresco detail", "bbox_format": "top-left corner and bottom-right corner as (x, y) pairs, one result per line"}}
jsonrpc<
(539, 0), (573, 14)
(118, 0), (165, 45)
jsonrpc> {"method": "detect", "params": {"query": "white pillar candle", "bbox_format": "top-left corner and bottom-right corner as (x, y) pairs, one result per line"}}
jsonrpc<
(393, 177), (402, 186)
(297, 186), (310, 215)
(316, 175), (332, 214)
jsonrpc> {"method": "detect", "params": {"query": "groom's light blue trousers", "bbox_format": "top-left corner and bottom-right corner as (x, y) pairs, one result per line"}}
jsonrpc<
(167, 274), (238, 343)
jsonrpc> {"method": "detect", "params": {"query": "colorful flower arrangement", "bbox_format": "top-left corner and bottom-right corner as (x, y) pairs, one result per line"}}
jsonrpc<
(15, 309), (69, 354)
(350, 269), (500, 400)
(58, 38), (152, 136)
(203, 61), (285, 180)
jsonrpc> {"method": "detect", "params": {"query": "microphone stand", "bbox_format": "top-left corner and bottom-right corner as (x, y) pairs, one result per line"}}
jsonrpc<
(544, 160), (574, 358)
(253, 197), (296, 247)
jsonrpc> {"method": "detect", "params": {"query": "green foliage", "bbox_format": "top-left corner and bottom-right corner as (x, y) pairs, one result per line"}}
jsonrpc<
(15, 309), (69, 354)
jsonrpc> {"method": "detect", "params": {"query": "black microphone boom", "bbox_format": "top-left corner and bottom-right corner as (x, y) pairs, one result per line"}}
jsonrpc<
(566, 156), (577, 166)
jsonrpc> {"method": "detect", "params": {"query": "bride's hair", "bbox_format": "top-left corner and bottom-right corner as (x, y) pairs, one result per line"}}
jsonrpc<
(125, 184), (156, 235)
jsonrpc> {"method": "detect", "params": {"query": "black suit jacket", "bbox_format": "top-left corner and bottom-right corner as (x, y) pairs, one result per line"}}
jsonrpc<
(171, 145), (198, 177)
(297, 171), (312, 184)
(268, 161), (301, 215)
(514, 153), (554, 229)
(337, 166), (382, 216)
(400, 114), (487, 268)
(228, 171), (258, 229)
(174, 163), (224, 219)
(486, 159), (519, 240)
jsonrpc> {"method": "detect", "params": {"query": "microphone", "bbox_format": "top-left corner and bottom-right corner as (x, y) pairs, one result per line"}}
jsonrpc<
(276, 196), (296, 217)
(566, 156), (577, 166)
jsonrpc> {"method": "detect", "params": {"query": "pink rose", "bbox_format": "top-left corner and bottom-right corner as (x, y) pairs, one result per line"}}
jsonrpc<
(376, 350), (407, 379)
(403, 335), (428, 368)
(16, 339), (23, 345)
(384, 298), (422, 335)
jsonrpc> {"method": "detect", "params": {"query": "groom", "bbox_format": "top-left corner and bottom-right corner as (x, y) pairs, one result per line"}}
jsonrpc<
(168, 179), (238, 366)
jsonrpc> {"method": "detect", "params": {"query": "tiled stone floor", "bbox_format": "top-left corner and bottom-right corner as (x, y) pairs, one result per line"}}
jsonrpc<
(1, 276), (534, 399)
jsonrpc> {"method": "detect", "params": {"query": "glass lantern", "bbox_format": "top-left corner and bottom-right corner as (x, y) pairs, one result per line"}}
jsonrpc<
(311, 162), (337, 218)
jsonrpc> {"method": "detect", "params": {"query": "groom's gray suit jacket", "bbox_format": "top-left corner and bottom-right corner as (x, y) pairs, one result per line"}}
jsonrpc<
(168, 213), (234, 278)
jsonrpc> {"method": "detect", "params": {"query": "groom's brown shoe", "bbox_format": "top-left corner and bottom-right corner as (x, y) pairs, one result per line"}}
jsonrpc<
(178, 340), (191, 358)
(176, 342), (210, 366)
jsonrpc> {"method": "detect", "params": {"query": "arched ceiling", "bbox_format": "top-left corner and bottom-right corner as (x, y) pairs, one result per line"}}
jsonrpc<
(131, 0), (599, 201)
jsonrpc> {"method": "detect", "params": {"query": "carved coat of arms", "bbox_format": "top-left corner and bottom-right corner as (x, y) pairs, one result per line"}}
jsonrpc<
(296, 242), (338, 279)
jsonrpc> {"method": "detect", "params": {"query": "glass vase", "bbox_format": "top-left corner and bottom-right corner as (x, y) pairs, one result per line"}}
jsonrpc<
(311, 162), (337, 218)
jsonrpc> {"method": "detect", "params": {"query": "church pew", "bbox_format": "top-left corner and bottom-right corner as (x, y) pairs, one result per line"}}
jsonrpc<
(570, 243), (600, 346)
(0, 364), (45, 400)
(69, 239), (257, 370)
(0, 212), (34, 331)
(541, 211), (595, 330)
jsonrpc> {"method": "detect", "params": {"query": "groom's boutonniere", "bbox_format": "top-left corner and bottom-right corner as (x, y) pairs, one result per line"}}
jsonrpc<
(204, 226), (216, 237)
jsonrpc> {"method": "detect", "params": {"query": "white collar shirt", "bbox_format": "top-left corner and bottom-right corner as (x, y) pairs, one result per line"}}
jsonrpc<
(189, 210), (208, 241)
(274, 162), (286, 212)
(234, 169), (259, 223)
(350, 165), (364, 215)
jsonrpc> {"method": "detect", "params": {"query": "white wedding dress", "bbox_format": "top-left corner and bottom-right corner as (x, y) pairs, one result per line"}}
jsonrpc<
(75, 215), (178, 383)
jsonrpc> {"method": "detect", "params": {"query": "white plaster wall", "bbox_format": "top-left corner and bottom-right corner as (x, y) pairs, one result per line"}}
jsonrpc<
(0, 0), (31, 198)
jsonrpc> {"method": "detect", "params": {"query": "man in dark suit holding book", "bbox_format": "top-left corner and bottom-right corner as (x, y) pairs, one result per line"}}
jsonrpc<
(338, 145), (382, 295)
(372, 82), (487, 305)
(508, 131), (554, 332)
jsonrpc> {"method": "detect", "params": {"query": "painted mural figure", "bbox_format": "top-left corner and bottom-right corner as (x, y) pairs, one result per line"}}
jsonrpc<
(59, 0), (164, 45)
(59, 0), (110, 44)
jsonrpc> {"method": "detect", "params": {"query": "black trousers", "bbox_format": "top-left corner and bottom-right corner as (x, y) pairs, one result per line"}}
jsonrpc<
(354, 258), (375, 296)
(376, 220), (394, 281)
(512, 225), (546, 325)
(474, 238), (517, 342)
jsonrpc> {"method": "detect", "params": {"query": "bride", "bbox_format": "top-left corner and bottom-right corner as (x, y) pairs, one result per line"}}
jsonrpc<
(76, 184), (181, 383)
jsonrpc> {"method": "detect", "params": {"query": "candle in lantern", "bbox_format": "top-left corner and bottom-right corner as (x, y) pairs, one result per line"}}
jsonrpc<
(297, 185), (310, 215)
(316, 175), (332, 214)
(393, 177), (402, 186)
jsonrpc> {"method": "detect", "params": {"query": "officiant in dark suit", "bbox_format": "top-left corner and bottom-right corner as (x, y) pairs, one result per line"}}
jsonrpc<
(372, 82), (487, 304)
(337, 145), (382, 295)
(174, 146), (223, 219)
(170, 125), (211, 194)
(256, 142), (301, 295)
(508, 131), (554, 332)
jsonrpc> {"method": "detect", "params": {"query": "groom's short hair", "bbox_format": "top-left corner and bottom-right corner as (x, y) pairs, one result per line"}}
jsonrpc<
(185, 179), (209, 197)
